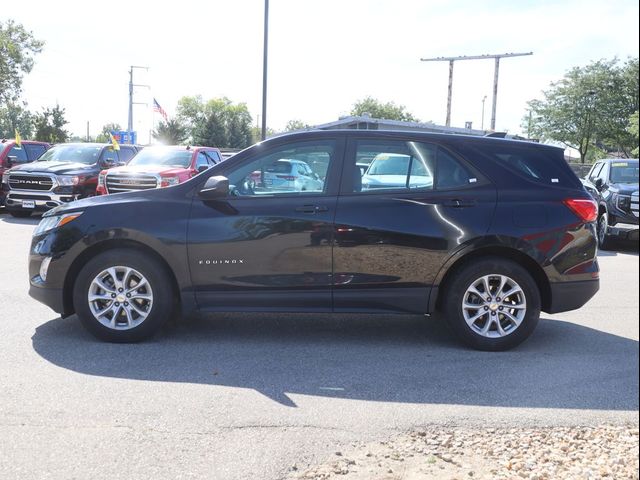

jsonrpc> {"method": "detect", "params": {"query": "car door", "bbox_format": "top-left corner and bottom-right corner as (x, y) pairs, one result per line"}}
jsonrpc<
(187, 136), (344, 311)
(332, 137), (497, 314)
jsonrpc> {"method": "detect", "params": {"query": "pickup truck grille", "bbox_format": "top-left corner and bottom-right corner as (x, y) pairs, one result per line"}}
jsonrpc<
(631, 191), (639, 218)
(106, 174), (158, 193)
(8, 174), (54, 191)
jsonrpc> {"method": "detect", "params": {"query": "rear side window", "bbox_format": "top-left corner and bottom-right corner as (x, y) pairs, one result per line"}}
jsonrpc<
(473, 143), (579, 187)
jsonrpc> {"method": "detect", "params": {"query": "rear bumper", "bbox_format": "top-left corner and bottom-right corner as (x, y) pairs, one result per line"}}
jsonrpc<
(547, 279), (600, 314)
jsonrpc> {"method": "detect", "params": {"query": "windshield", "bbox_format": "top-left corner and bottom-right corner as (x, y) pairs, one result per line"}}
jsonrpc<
(610, 161), (639, 184)
(38, 145), (102, 164)
(128, 149), (192, 168)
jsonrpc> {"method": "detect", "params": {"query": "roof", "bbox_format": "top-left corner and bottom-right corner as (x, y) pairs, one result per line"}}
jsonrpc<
(313, 115), (489, 136)
(1, 139), (49, 145)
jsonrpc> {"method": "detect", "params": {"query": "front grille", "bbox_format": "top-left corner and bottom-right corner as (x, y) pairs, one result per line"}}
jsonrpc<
(631, 192), (639, 217)
(8, 174), (54, 191)
(106, 174), (158, 193)
(8, 193), (52, 201)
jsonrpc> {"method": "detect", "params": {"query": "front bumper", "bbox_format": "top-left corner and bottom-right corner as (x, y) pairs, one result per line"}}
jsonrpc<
(607, 223), (639, 241)
(5, 190), (79, 211)
(29, 276), (66, 315)
(547, 279), (600, 314)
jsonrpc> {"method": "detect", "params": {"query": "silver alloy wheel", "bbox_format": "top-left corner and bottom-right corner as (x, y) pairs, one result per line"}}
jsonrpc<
(462, 274), (527, 338)
(87, 266), (153, 330)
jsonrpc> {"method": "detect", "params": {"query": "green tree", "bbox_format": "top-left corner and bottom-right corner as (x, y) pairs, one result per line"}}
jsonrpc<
(33, 105), (68, 143)
(95, 122), (122, 143)
(0, 20), (44, 103)
(152, 118), (189, 144)
(628, 110), (639, 156)
(350, 96), (419, 122)
(177, 95), (254, 148)
(0, 101), (33, 138)
(284, 119), (310, 131)
(526, 58), (639, 163)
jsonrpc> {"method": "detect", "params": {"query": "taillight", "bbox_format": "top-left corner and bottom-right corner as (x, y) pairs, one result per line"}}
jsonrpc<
(563, 198), (597, 222)
(276, 175), (297, 181)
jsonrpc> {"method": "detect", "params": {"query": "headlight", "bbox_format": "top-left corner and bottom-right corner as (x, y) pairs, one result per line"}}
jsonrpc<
(160, 176), (180, 187)
(616, 194), (631, 211)
(1, 174), (8, 185)
(57, 175), (81, 186)
(34, 212), (83, 236)
(98, 172), (106, 187)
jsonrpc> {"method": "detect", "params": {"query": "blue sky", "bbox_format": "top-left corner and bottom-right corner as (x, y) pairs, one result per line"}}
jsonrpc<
(7, 0), (640, 143)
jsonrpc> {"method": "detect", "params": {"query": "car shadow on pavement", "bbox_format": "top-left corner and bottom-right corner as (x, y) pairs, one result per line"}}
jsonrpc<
(597, 239), (639, 257)
(0, 215), (41, 225)
(31, 313), (639, 410)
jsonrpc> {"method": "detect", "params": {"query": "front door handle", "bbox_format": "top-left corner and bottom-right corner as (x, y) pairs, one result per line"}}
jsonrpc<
(295, 205), (328, 214)
(440, 199), (476, 208)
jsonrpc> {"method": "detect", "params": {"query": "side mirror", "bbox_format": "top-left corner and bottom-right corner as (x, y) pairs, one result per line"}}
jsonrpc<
(595, 178), (604, 191)
(197, 165), (209, 173)
(199, 175), (229, 199)
(6, 156), (17, 168)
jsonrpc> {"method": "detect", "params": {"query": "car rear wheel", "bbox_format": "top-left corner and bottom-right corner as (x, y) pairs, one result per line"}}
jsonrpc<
(9, 210), (32, 218)
(73, 248), (174, 342)
(442, 257), (541, 351)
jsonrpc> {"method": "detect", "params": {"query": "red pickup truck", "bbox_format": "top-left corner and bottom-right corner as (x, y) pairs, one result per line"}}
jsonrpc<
(96, 145), (223, 195)
(0, 139), (50, 205)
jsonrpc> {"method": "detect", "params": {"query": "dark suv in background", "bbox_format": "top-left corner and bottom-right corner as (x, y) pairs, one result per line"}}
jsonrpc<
(0, 139), (50, 205)
(2, 142), (140, 217)
(27, 130), (599, 350)
(582, 158), (639, 249)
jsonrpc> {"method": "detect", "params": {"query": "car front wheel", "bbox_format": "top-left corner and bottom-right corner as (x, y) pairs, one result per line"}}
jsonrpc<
(597, 211), (612, 250)
(442, 257), (541, 351)
(73, 248), (174, 342)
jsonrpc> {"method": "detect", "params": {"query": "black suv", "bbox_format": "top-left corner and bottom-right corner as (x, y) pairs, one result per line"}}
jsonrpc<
(2, 142), (140, 217)
(28, 131), (599, 350)
(581, 158), (639, 249)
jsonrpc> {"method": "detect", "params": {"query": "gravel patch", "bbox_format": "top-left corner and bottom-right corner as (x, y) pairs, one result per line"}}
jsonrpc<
(288, 425), (639, 480)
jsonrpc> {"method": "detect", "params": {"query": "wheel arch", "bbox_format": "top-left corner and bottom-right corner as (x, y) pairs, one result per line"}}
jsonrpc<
(62, 239), (181, 316)
(432, 245), (552, 313)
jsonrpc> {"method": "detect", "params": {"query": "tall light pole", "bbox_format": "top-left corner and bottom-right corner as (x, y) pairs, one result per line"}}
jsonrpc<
(420, 52), (532, 130)
(261, 0), (269, 141)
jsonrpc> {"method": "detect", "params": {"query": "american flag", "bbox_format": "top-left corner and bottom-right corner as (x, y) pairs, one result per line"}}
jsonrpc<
(153, 98), (168, 121)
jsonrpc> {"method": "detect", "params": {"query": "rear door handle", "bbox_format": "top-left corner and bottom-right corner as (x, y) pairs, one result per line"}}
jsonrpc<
(440, 199), (476, 208)
(295, 205), (328, 214)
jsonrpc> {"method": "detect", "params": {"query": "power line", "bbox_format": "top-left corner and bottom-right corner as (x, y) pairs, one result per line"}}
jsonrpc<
(420, 52), (533, 130)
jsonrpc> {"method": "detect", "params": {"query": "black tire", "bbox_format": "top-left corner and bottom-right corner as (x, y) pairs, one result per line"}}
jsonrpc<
(442, 257), (541, 351)
(597, 211), (612, 250)
(72, 248), (174, 342)
(9, 210), (32, 218)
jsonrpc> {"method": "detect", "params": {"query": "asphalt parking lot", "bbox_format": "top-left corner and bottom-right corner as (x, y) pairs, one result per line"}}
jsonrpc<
(0, 212), (638, 480)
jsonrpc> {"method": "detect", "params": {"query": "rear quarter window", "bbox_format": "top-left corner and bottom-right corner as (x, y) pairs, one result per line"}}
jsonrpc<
(472, 143), (580, 187)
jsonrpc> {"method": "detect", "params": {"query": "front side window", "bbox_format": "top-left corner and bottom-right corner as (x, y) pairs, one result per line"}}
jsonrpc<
(226, 141), (334, 196)
(101, 147), (118, 164)
(588, 162), (604, 182)
(24, 144), (47, 160)
(195, 152), (209, 171)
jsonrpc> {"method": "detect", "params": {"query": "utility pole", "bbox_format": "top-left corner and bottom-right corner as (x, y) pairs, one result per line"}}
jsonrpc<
(261, 0), (269, 141)
(128, 66), (150, 136)
(420, 52), (532, 130)
(481, 95), (487, 131)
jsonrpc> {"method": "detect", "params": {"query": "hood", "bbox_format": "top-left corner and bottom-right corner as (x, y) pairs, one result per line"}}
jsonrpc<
(108, 164), (190, 175)
(10, 161), (96, 175)
(610, 182), (639, 195)
(45, 187), (165, 217)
